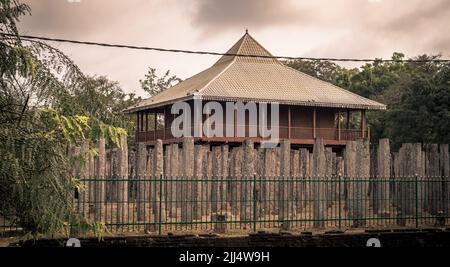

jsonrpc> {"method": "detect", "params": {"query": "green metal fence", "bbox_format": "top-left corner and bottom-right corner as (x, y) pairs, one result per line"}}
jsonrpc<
(2, 176), (449, 236)
(75, 175), (449, 234)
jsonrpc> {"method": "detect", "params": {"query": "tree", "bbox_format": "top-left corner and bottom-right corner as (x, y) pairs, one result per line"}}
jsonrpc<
(139, 67), (181, 97)
(0, 0), (129, 236)
(285, 53), (450, 149)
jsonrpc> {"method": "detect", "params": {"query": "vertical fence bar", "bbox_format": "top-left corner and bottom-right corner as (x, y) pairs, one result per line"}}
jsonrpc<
(338, 174), (342, 229)
(158, 174), (163, 235)
(253, 174), (257, 232)
(415, 174), (419, 228)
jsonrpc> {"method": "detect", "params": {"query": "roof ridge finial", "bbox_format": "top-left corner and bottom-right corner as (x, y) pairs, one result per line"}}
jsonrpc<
(245, 28), (248, 34)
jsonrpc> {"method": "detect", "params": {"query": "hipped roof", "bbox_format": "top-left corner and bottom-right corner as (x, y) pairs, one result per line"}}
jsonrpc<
(124, 33), (386, 113)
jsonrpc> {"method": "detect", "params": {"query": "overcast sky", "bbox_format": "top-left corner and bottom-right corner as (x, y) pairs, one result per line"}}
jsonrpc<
(18, 0), (450, 97)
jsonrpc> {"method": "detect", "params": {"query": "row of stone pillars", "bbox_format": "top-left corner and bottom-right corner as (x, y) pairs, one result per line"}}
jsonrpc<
(69, 136), (449, 231)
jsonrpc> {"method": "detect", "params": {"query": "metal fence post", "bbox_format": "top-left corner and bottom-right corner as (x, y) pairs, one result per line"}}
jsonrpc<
(415, 174), (419, 228)
(338, 174), (342, 229)
(253, 173), (257, 232)
(158, 174), (163, 235)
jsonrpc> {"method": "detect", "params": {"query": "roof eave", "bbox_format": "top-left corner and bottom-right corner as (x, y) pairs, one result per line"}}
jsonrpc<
(122, 95), (194, 114)
(123, 95), (387, 114)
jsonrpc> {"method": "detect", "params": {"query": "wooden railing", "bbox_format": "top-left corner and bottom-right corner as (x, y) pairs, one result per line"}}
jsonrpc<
(136, 125), (368, 143)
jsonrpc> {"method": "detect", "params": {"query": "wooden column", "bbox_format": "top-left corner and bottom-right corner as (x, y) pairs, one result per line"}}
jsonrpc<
(313, 107), (317, 139)
(136, 113), (140, 131)
(337, 111), (341, 141)
(163, 108), (166, 140)
(288, 106), (291, 139)
(141, 112), (145, 132)
(153, 112), (157, 141)
(234, 108), (237, 139)
(145, 113), (149, 132)
(346, 110), (350, 129)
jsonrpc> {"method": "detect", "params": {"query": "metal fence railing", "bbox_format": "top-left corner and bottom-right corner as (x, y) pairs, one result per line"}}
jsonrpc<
(2, 176), (450, 236)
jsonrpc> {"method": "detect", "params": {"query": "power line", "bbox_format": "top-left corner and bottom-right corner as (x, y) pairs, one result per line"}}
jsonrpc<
(2, 32), (449, 63)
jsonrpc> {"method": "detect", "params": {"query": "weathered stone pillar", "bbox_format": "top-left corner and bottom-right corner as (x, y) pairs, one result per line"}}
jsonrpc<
(336, 156), (344, 199)
(414, 143), (425, 214)
(181, 137), (194, 222)
(229, 147), (242, 215)
(201, 145), (211, 217)
(392, 151), (400, 207)
(352, 138), (370, 227)
(146, 147), (154, 215)
(211, 146), (222, 213)
(279, 140), (291, 225)
(168, 144), (179, 216)
(109, 148), (119, 202)
(117, 135), (129, 227)
(331, 152), (338, 203)
(152, 139), (166, 227)
(325, 147), (333, 208)
(263, 148), (275, 215)
(344, 141), (356, 214)
(374, 138), (390, 217)
(78, 139), (90, 219)
(291, 150), (300, 215)
(425, 144), (442, 215)
(136, 143), (148, 222)
(440, 144), (450, 215)
(312, 138), (326, 228)
(88, 147), (96, 208)
(193, 145), (203, 220)
(241, 140), (255, 224)
(297, 149), (310, 212)
(94, 138), (106, 222)
(220, 145), (229, 212)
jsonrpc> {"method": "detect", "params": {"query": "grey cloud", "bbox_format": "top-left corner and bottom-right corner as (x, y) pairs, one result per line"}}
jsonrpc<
(190, 0), (305, 35)
(20, 0), (147, 37)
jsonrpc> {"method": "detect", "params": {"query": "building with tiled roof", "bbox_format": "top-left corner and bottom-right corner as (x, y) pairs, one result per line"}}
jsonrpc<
(125, 32), (386, 146)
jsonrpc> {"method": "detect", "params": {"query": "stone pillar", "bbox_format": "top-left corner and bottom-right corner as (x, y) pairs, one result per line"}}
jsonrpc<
(325, 147), (333, 208)
(168, 144), (179, 216)
(152, 139), (166, 227)
(241, 140), (255, 224)
(211, 146), (222, 213)
(147, 147), (154, 215)
(425, 144), (441, 215)
(291, 150), (300, 214)
(201, 145), (211, 217)
(229, 147), (242, 216)
(193, 145), (203, 220)
(220, 145), (229, 212)
(352, 138), (370, 227)
(298, 149), (310, 212)
(206, 147), (213, 216)
(94, 138), (106, 221)
(181, 137), (194, 222)
(275, 148), (281, 213)
(414, 143), (425, 214)
(392, 152), (400, 207)
(336, 156), (344, 199)
(344, 141), (356, 214)
(88, 147), (96, 209)
(396, 143), (423, 219)
(312, 138), (326, 228)
(263, 148), (275, 215)
(136, 143), (148, 222)
(439, 144), (450, 215)
(78, 139), (90, 219)
(117, 135), (129, 227)
(279, 140), (291, 225)
(374, 138), (390, 217)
